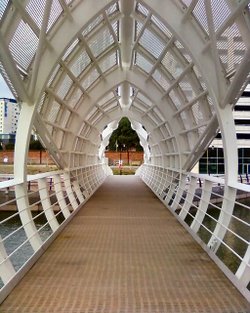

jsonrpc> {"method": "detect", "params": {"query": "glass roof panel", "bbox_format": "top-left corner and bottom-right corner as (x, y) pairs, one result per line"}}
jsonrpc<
(47, 100), (61, 123)
(82, 14), (104, 37)
(70, 51), (91, 77)
(152, 69), (170, 91)
(47, 64), (61, 87)
(90, 111), (102, 125)
(217, 24), (246, 74)
(1, 0), (249, 173)
(47, 0), (63, 31)
(81, 68), (100, 90)
(174, 40), (192, 63)
(62, 39), (79, 61)
(86, 107), (97, 121)
(211, 0), (230, 32)
(136, 2), (149, 17)
(147, 111), (159, 125)
(139, 29), (165, 59)
(69, 88), (83, 108)
(60, 110), (71, 128)
(151, 15), (172, 38)
(26, 0), (46, 29)
(181, 0), (192, 7)
(136, 92), (153, 107)
(133, 101), (148, 113)
(9, 20), (39, 70)
(88, 27), (114, 58)
(99, 52), (117, 73)
(98, 92), (114, 107)
(154, 107), (164, 123)
(192, 101), (204, 127)
(193, 0), (209, 34)
(162, 52), (183, 79)
(0, 0), (8, 21)
(111, 20), (119, 39)
(169, 90), (182, 110)
(135, 52), (154, 73)
(57, 75), (73, 99)
(102, 101), (118, 112)
(106, 2), (119, 16)
(179, 76), (194, 101)
(46, 124), (53, 135)
(37, 92), (46, 113)
(135, 20), (144, 40)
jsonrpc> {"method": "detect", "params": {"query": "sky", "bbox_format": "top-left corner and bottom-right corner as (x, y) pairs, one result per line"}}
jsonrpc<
(0, 74), (14, 98)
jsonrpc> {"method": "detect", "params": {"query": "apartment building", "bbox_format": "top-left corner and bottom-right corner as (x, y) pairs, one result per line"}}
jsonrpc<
(0, 98), (20, 144)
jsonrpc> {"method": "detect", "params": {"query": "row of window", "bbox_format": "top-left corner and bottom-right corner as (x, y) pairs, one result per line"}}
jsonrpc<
(199, 147), (250, 174)
(216, 133), (250, 140)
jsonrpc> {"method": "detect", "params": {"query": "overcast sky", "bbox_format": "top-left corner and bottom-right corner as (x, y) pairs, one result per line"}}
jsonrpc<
(0, 74), (14, 98)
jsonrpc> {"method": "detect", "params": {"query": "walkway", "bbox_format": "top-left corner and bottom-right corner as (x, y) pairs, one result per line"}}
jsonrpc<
(0, 176), (249, 313)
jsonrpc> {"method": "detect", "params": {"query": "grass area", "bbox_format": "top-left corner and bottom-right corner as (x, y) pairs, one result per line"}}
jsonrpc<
(0, 164), (139, 175)
(111, 166), (139, 175)
(0, 164), (58, 175)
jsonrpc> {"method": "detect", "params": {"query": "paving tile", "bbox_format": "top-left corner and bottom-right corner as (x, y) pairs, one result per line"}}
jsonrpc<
(0, 176), (249, 313)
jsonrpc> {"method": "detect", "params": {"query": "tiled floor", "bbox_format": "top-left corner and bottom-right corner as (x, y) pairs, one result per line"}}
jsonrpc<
(1, 176), (249, 312)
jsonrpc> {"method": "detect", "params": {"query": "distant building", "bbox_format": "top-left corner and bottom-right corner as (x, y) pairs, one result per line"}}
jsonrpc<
(199, 84), (250, 175)
(0, 98), (20, 144)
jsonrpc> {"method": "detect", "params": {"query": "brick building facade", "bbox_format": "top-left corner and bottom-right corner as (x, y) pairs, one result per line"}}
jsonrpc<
(105, 151), (144, 166)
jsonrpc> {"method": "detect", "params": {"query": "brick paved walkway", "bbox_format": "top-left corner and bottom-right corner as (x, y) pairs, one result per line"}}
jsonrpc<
(1, 176), (249, 312)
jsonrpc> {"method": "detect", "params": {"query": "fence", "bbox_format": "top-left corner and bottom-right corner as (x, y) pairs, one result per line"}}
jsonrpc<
(136, 164), (250, 301)
(0, 163), (112, 303)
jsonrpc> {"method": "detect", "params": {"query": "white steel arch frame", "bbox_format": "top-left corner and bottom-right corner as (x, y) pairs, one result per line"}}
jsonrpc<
(0, 0), (250, 302)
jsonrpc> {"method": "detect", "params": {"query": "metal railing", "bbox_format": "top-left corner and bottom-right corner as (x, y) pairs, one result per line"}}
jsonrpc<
(136, 164), (250, 301)
(0, 163), (110, 303)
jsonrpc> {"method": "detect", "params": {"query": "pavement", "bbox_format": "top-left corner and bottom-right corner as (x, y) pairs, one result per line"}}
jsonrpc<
(0, 176), (249, 312)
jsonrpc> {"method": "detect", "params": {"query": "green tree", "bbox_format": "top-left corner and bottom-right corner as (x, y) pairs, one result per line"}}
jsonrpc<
(5, 143), (15, 150)
(108, 117), (143, 151)
(29, 139), (44, 150)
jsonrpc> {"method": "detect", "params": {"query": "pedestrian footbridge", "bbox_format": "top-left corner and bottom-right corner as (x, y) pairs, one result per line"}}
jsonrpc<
(0, 0), (250, 309)
(0, 175), (249, 312)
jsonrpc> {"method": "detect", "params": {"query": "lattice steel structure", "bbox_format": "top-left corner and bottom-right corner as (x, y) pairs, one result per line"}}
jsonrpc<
(0, 0), (250, 302)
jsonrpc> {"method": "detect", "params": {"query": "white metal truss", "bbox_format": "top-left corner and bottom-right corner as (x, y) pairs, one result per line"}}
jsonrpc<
(0, 0), (250, 302)
(0, 0), (248, 176)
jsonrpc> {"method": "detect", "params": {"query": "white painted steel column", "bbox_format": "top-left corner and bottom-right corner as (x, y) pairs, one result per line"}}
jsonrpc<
(53, 174), (71, 218)
(171, 174), (187, 212)
(207, 186), (236, 252)
(72, 181), (85, 203)
(191, 180), (213, 233)
(0, 236), (15, 284)
(155, 168), (164, 195)
(236, 246), (250, 288)
(179, 176), (197, 220)
(159, 176), (168, 199)
(14, 104), (42, 252)
(63, 172), (78, 210)
(217, 106), (238, 185)
(164, 173), (176, 203)
(207, 106), (237, 251)
(38, 178), (59, 232)
(83, 170), (91, 195)
(77, 169), (89, 199)
(120, 0), (134, 68)
(119, 0), (134, 113)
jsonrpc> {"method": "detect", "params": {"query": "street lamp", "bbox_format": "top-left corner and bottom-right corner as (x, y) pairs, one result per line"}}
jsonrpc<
(119, 144), (122, 175)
